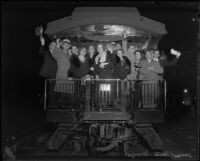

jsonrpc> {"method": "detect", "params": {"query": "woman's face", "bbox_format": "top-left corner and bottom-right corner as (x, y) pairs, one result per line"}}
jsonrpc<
(71, 46), (78, 55)
(135, 51), (141, 60)
(88, 45), (95, 55)
(97, 44), (104, 53)
(79, 48), (87, 56)
(117, 50), (123, 58)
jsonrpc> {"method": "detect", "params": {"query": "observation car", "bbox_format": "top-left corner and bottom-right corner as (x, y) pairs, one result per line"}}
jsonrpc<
(43, 7), (167, 156)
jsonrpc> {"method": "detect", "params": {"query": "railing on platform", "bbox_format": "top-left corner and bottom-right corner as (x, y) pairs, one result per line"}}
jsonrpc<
(44, 79), (166, 112)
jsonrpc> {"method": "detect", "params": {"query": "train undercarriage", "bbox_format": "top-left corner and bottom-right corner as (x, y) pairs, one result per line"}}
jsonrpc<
(46, 121), (165, 157)
(44, 79), (167, 157)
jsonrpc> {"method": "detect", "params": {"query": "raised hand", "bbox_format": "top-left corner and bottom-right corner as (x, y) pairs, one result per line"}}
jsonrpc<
(35, 26), (43, 36)
(142, 37), (151, 50)
(176, 51), (181, 58)
(56, 38), (61, 47)
(123, 32), (127, 39)
(39, 26), (43, 35)
(99, 63), (105, 68)
(40, 36), (45, 46)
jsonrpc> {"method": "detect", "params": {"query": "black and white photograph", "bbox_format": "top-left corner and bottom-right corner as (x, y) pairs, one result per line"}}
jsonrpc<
(2, 1), (200, 160)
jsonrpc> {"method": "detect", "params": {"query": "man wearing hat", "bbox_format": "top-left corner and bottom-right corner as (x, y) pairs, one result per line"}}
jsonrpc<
(37, 26), (57, 79)
(51, 38), (72, 81)
(59, 38), (71, 53)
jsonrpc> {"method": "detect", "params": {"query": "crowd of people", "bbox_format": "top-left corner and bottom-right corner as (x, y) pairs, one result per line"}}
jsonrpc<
(38, 27), (181, 83)
(37, 26), (182, 107)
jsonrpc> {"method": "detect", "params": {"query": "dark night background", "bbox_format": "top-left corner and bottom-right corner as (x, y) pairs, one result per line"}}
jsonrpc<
(2, 2), (199, 141)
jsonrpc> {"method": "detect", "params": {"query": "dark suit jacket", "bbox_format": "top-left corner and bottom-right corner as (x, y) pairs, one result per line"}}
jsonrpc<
(159, 56), (178, 67)
(39, 45), (57, 79)
(94, 52), (114, 79)
(70, 56), (90, 79)
(113, 55), (131, 80)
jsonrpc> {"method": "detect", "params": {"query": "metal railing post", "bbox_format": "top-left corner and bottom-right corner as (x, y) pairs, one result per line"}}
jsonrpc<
(85, 80), (91, 111)
(117, 79), (119, 109)
(164, 80), (167, 111)
(44, 79), (48, 111)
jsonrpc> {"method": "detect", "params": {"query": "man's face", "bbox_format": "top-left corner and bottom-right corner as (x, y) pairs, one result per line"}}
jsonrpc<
(115, 44), (122, 50)
(106, 44), (114, 53)
(153, 50), (160, 59)
(97, 44), (104, 53)
(88, 46), (95, 54)
(150, 50), (154, 55)
(135, 51), (141, 60)
(61, 42), (71, 50)
(146, 51), (153, 61)
(110, 42), (116, 46)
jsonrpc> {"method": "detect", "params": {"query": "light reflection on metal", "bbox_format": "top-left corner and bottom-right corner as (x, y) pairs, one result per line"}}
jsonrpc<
(66, 24), (149, 37)
(100, 84), (111, 91)
(87, 25), (96, 32)
(51, 24), (161, 49)
(183, 88), (188, 93)
(103, 25), (135, 35)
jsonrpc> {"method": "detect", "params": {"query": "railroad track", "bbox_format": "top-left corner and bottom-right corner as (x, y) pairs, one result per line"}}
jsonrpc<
(4, 122), (197, 161)
(16, 153), (172, 161)
(153, 123), (198, 159)
(155, 124), (197, 146)
(3, 123), (56, 161)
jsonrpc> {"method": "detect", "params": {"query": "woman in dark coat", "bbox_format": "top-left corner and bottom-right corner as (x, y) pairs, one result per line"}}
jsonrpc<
(94, 43), (114, 79)
(68, 46), (80, 78)
(70, 47), (90, 79)
(113, 49), (131, 80)
(112, 49), (131, 110)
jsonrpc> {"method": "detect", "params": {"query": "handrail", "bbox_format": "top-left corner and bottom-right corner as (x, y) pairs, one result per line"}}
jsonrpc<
(164, 80), (167, 111)
(46, 78), (165, 81)
(44, 79), (48, 111)
(44, 79), (166, 111)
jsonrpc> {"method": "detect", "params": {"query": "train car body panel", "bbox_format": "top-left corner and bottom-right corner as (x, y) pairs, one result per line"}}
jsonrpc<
(83, 111), (133, 121)
(46, 111), (79, 123)
(46, 111), (165, 123)
(45, 79), (166, 123)
(45, 7), (167, 36)
(45, 7), (167, 47)
(134, 110), (165, 123)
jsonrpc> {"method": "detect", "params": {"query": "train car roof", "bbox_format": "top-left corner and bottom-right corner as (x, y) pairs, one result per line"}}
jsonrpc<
(45, 7), (167, 40)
